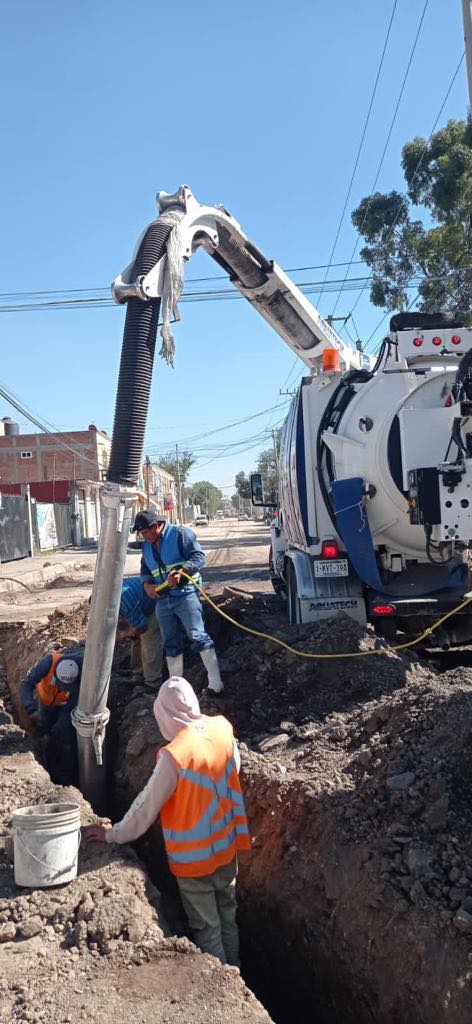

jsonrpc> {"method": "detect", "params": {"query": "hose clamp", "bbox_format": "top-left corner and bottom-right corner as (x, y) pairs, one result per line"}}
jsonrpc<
(71, 707), (110, 766)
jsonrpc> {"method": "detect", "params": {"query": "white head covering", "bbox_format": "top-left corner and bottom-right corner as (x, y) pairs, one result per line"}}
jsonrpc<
(54, 656), (81, 688)
(153, 676), (202, 741)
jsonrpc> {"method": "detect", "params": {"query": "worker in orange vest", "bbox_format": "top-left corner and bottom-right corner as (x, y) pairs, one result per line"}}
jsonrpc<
(19, 652), (82, 785)
(86, 676), (250, 966)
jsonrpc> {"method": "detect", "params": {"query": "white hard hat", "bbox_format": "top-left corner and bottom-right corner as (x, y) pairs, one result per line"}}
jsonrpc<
(55, 657), (81, 687)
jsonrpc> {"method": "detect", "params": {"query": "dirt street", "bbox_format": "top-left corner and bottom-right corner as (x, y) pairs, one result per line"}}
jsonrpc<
(197, 519), (272, 593)
(0, 519), (272, 623)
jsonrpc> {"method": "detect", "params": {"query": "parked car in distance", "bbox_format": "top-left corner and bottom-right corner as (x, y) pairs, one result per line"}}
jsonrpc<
(238, 512), (249, 521)
(215, 510), (224, 520)
(195, 514), (209, 526)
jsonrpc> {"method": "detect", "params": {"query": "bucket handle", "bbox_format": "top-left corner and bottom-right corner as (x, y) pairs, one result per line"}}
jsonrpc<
(15, 828), (81, 884)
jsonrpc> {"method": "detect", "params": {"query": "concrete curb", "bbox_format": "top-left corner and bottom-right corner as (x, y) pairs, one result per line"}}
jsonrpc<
(0, 564), (66, 595)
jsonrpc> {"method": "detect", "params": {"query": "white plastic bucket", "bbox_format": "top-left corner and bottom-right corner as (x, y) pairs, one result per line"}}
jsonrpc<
(12, 802), (81, 888)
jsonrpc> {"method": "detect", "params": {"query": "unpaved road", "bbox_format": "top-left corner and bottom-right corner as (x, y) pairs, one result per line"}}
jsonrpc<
(0, 519), (272, 622)
(198, 519), (271, 592)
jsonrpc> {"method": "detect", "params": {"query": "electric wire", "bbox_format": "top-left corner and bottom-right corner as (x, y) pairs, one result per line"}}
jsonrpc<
(349, 50), (466, 334)
(0, 380), (105, 471)
(315, 0), (398, 306)
(330, 0), (431, 318)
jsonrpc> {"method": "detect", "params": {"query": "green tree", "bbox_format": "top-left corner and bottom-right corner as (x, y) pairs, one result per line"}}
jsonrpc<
(230, 493), (240, 510)
(156, 450), (195, 487)
(351, 119), (472, 319)
(187, 481), (223, 518)
(234, 471), (252, 499)
(255, 431), (281, 502)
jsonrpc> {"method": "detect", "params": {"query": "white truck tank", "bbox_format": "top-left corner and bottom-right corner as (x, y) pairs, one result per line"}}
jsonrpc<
(273, 315), (472, 642)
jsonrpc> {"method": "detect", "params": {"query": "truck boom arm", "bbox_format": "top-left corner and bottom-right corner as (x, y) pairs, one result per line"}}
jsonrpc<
(112, 185), (367, 371)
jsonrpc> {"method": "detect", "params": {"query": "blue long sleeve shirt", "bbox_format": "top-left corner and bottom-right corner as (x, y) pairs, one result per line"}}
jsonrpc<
(140, 524), (205, 588)
(120, 577), (156, 631)
(19, 655), (54, 715)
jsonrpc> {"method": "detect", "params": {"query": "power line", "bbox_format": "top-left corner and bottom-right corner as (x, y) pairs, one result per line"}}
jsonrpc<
(0, 259), (368, 305)
(144, 400), (292, 451)
(315, 0), (398, 306)
(331, 0), (431, 317)
(348, 50), (466, 323)
(0, 380), (101, 470)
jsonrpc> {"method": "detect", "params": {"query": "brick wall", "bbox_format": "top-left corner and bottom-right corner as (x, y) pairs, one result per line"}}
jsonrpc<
(0, 429), (110, 486)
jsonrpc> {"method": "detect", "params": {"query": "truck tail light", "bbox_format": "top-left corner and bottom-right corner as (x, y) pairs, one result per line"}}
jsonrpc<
(452, 335), (461, 345)
(321, 538), (339, 559)
(432, 336), (442, 346)
(372, 604), (396, 615)
(413, 337), (423, 348)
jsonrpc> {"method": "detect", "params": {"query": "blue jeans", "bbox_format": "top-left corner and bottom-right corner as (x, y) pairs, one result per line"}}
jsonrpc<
(155, 589), (214, 657)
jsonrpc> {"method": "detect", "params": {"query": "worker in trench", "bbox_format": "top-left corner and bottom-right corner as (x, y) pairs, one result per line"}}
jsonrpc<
(85, 676), (250, 966)
(18, 652), (82, 786)
(132, 510), (224, 694)
(117, 576), (163, 690)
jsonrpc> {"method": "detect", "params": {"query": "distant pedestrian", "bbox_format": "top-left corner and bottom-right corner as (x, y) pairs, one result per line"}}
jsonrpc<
(19, 652), (82, 785)
(133, 510), (224, 694)
(86, 676), (250, 965)
(117, 576), (162, 689)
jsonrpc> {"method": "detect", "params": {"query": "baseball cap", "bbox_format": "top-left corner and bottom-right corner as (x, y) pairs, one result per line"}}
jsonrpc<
(131, 510), (167, 532)
(54, 655), (82, 689)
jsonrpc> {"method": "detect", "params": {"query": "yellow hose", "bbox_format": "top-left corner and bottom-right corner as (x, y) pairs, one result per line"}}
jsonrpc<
(180, 571), (472, 660)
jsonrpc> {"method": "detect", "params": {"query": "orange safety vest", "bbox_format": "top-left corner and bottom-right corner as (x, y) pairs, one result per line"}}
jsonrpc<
(159, 715), (250, 878)
(35, 652), (69, 707)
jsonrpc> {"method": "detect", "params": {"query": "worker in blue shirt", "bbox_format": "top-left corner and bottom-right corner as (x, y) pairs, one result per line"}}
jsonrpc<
(133, 510), (223, 693)
(19, 652), (82, 785)
(117, 577), (162, 689)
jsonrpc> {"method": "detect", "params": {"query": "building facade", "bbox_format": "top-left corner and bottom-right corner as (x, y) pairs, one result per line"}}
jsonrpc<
(0, 417), (179, 547)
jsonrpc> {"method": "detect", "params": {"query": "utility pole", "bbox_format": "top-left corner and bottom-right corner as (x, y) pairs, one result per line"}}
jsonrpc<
(175, 444), (182, 523)
(271, 428), (279, 503)
(145, 456), (151, 506)
(462, 0), (472, 110)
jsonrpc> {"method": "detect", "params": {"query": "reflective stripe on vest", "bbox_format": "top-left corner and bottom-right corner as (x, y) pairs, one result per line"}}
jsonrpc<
(159, 718), (250, 877)
(143, 533), (202, 592)
(36, 652), (69, 707)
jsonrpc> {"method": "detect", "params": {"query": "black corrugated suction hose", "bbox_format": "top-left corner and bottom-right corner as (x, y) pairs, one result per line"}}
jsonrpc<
(107, 220), (172, 485)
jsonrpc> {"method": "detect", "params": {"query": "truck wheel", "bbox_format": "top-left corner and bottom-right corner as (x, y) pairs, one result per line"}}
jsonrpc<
(287, 562), (301, 625)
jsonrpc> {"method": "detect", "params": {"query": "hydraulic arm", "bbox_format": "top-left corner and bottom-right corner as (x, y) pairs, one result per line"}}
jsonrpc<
(113, 185), (368, 372)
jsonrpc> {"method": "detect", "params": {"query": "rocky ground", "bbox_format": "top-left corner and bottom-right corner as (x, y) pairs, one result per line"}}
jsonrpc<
(5, 589), (472, 1021)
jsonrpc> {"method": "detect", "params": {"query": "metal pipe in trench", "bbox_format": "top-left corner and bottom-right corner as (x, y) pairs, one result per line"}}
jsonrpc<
(74, 218), (172, 810)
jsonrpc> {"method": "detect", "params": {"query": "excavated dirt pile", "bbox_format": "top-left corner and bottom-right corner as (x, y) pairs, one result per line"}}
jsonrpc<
(108, 592), (472, 1024)
(6, 593), (472, 1022)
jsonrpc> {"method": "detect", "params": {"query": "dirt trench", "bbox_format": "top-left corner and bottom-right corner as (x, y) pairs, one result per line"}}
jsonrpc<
(0, 614), (272, 1024)
(4, 596), (472, 1023)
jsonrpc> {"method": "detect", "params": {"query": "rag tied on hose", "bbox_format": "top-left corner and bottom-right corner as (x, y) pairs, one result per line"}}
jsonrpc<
(158, 208), (186, 366)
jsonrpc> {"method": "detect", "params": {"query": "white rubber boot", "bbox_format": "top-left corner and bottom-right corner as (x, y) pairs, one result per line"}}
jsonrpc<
(166, 654), (184, 679)
(200, 647), (224, 694)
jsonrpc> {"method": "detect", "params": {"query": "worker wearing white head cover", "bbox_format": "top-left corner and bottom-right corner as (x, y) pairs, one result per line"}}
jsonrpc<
(86, 677), (248, 966)
(19, 651), (82, 786)
(54, 657), (81, 686)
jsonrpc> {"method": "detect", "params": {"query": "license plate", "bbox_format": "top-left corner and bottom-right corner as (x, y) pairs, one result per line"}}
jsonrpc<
(314, 559), (348, 578)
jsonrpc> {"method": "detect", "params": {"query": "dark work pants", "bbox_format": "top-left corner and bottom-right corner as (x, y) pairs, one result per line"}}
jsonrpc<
(40, 704), (78, 787)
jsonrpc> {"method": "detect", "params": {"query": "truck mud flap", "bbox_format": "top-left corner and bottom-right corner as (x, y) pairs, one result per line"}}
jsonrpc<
(287, 549), (367, 626)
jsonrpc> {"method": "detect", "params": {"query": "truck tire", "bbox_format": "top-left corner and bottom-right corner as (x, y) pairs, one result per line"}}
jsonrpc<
(286, 561), (301, 625)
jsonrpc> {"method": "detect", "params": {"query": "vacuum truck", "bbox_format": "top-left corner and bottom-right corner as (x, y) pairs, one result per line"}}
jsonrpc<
(111, 185), (472, 644)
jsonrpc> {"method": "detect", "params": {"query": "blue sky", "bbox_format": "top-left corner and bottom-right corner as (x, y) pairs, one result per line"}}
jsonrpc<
(0, 0), (467, 493)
